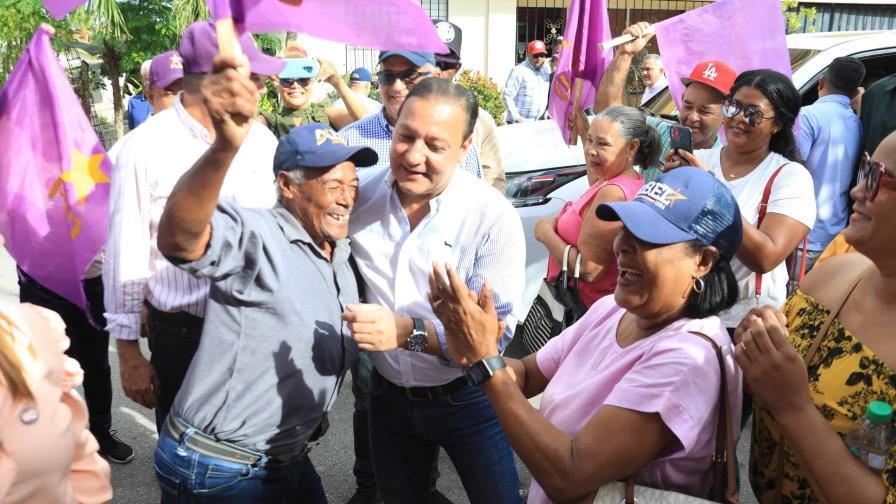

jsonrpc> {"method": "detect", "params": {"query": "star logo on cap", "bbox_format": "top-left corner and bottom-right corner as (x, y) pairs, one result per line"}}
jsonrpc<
(170, 53), (183, 70)
(315, 128), (344, 146)
(636, 182), (687, 209)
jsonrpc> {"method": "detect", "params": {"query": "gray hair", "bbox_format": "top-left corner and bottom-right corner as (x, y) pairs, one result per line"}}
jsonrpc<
(282, 167), (307, 184)
(140, 60), (152, 80)
(593, 106), (661, 168)
(642, 54), (662, 67)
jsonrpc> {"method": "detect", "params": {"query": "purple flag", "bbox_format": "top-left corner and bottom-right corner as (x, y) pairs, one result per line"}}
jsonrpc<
(655, 0), (791, 111)
(208, 0), (448, 53)
(547, 0), (613, 144)
(42, 0), (85, 20)
(0, 25), (110, 309)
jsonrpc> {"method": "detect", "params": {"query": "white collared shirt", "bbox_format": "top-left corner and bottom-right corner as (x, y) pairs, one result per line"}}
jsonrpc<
(103, 94), (277, 341)
(349, 167), (526, 387)
(641, 74), (668, 105)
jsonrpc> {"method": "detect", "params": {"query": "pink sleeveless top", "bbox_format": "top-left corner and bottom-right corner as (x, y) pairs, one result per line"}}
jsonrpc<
(546, 173), (644, 307)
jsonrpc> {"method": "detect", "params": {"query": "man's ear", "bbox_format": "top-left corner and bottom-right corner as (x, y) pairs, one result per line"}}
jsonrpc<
(459, 133), (474, 157)
(276, 172), (294, 200)
(818, 75), (826, 93)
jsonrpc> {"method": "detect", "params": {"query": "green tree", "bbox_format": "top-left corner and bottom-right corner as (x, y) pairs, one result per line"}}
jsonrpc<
(457, 69), (506, 126)
(782, 0), (817, 34)
(0, 0), (74, 86)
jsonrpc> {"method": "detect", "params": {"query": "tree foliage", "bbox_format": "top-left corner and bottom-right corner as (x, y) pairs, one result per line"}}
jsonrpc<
(457, 69), (506, 126)
(782, 0), (817, 34)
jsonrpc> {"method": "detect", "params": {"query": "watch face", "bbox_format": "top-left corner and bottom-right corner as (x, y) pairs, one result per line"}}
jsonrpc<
(407, 331), (427, 352)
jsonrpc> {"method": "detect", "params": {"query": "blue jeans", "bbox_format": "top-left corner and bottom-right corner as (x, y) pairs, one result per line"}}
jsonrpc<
(154, 425), (327, 503)
(369, 370), (522, 504)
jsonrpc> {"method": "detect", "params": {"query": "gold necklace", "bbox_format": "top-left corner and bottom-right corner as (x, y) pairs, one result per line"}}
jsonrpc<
(721, 148), (765, 180)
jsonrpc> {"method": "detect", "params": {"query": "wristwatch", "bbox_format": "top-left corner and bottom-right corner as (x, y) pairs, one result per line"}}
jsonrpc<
(465, 355), (507, 386)
(406, 317), (428, 353)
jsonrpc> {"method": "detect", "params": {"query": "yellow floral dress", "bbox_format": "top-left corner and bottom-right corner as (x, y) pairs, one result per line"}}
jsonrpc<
(750, 290), (896, 503)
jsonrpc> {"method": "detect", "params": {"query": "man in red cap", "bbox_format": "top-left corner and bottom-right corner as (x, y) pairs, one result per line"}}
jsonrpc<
(502, 39), (552, 123)
(593, 22), (736, 182)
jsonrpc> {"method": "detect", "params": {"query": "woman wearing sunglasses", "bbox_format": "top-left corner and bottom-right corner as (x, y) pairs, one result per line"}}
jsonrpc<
(673, 69), (817, 336)
(734, 131), (896, 503)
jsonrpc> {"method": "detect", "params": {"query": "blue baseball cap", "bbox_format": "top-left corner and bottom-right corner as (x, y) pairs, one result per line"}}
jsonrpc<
(377, 50), (436, 69)
(273, 123), (378, 173)
(596, 167), (743, 260)
(349, 67), (372, 83)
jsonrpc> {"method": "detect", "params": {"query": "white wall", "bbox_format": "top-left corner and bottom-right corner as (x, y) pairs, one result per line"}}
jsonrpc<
(451, 0), (518, 85)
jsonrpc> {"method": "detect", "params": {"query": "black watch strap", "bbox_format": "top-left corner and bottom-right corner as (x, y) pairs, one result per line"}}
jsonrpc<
(465, 355), (507, 386)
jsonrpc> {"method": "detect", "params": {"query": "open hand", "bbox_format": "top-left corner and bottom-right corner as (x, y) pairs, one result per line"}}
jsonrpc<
(428, 263), (504, 367)
(733, 307), (813, 418)
(201, 55), (259, 150)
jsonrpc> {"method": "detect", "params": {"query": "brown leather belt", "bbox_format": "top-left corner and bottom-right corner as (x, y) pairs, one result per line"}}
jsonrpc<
(164, 416), (310, 466)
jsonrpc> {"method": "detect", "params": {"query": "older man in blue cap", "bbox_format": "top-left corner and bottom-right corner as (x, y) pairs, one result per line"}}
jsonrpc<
(332, 67), (382, 118)
(154, 40), (379, 496)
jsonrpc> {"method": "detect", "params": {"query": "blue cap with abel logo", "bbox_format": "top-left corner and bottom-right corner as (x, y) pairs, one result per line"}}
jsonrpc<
(273, 123), (378, 173)
(596, 167), (743, 260)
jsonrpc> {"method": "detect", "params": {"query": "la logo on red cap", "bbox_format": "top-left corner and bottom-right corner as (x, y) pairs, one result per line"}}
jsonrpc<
(702, 63), (718, 81)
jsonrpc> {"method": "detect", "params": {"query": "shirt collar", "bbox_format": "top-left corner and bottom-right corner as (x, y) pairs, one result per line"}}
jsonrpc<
(382, 166), (465, 212)
(173, 93), (213, 144)
(376, 108), (394, 136)
(816, 94), (851, 106)
(272, 203), (351, 261)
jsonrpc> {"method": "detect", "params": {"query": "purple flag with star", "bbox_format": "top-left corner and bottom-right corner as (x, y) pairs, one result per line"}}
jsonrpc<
(0, 25), (110, 309)
(208, 0), (448, 53)
(42, 0), (85, 20)
(547, 0), (613, 143)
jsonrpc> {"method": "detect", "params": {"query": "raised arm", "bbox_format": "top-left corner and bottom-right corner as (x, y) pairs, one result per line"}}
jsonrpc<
(321, 59), (368, 129)
(593, 22), (654, 112)
(157, 55), (259, 262)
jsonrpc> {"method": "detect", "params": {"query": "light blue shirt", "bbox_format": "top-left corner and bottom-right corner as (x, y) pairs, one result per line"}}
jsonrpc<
(502, 60), (551, 122)
(796, 94), (862, 252)
(349, 167), (525, 386)
(340, 109), (482, 178)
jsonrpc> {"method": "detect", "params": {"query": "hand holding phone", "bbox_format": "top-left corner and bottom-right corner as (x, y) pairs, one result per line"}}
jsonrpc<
(669, 125), (693, 155)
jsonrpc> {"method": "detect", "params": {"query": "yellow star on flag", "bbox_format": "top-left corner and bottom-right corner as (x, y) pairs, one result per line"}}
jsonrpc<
(60, 149), (110, 204)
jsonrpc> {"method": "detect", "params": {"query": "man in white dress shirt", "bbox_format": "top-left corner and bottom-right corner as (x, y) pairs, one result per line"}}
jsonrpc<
(103, 20), (283, 429)
(639, 53), (668, 105)
(343, 77), (526, 503)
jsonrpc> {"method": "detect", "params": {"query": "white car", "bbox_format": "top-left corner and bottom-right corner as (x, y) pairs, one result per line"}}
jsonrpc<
(501, 30), (896, 314)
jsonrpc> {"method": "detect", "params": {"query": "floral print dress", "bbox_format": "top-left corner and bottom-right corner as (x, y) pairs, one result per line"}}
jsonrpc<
(750, 290), (896, 503)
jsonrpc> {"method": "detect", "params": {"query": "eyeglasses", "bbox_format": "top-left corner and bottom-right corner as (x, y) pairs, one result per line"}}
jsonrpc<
(857, 152), (896, 202)
(377, 68), (431, 86)
(531, 53), (548, 59)
(280, 77), (313, 88)
(721, 99), (776, 128)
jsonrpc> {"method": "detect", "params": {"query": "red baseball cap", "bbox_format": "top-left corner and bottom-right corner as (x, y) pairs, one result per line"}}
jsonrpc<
(527, 40), (547, 55)
(681, 60), (737, 98)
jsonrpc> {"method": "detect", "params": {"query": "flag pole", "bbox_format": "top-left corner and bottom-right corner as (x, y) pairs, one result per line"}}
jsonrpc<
(599, 25), (656, 51)
(214, 17), (245, 64)
(566, 0), (588, 146)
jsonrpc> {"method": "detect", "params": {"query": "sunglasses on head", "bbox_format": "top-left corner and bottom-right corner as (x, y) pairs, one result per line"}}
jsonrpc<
(721, 99), (776, 128)
(280, 77), (313, 88)
(377, 68), (431, 86)
(857, 152), (896, 202)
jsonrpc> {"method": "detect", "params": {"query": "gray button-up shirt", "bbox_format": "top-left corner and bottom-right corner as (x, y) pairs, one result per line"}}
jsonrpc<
(171, 201), (359, 459)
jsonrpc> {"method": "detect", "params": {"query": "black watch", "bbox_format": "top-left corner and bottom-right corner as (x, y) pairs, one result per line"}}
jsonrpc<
(406, 317), (427, 353)
(465, 355), (507, 386)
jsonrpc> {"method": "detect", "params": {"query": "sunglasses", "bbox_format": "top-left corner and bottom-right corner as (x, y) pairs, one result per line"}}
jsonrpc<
(280, 77), (313, 88)
(531, 53), (548, 59)
(721, 99), (776, 128)
(857, 152), (896, 202)
(436, 60), (460, 72)
(377, 68), (432, 86)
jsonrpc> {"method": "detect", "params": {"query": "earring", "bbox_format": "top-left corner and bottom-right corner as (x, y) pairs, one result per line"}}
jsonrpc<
(693, 276), (705, 294)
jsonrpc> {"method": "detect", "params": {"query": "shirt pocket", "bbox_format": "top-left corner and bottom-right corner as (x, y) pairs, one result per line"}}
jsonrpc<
(413, 235), (459, 275)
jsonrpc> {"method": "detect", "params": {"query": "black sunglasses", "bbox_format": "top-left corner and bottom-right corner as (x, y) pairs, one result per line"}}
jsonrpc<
(532, 53), (548, 59)
(858, 151), (896, 202)
(377, 68), (432, 86)
(280, 77), (313, 88)
(436, 60), (460, 72)
(721, 98), (776, 128)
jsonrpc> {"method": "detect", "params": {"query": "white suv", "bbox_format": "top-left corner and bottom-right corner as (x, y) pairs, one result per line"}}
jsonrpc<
(501, 30), (896, 313)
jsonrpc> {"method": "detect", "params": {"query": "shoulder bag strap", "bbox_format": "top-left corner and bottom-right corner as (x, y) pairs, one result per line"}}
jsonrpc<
(754, 163), (788, 306)
(571, 248), (583, 291)
(691, 332), (740, 504)
(770, 264), (874, 502)
(557, 244), (573, 290)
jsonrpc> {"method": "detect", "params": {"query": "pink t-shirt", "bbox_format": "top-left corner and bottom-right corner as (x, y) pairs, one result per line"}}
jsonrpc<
(546, 173), (644, 307)
(530, 296), (742, 503)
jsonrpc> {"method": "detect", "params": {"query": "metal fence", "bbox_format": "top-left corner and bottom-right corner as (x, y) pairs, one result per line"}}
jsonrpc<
(792, 3), (896, 33)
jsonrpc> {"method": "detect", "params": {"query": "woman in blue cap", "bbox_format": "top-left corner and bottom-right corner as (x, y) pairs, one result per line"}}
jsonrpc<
(429, 167), (744, 503)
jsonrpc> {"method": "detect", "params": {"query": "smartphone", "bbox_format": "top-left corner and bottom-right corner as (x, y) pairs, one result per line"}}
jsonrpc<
(669, 125), (693, 155)
(280, 57), (320, 79)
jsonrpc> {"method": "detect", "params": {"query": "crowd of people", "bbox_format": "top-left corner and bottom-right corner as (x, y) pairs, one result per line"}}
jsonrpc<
(2, 13), (896, 504)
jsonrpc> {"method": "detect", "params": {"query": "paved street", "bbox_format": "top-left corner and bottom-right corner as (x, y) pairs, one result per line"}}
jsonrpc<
(0, 249), (756, 503)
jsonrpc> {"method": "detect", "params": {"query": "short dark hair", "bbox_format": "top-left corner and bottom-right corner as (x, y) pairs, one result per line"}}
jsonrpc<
(681, 241), (738, 319)
(397, 77), (478, 141)
(825, 57), (866, 96)
(730, 69), (802, 162)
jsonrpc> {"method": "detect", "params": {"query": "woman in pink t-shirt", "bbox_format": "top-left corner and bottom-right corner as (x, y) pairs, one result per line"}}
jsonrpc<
(535, 106), (654, 307)
(431, 168), (744, 503)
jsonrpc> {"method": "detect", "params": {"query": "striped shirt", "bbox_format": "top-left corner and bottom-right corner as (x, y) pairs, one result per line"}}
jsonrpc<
(502, 60), (551, 122)
(103, 95), (277, 341)
(340, 108), (483, 179)
(349, 166), (525, 387)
